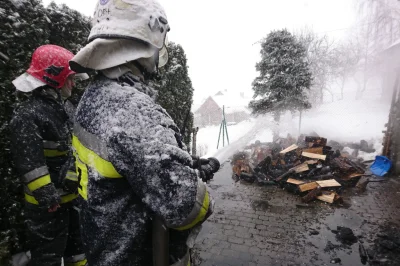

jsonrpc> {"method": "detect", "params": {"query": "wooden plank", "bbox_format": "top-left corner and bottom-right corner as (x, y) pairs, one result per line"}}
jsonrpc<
(334, 193), (343, 204)
(287, 178), (305, 185)
(302, 152), (326, 161)
(316, 192), (336, 203)
(280, 144), (298, 154)
(303, 147), (324, 155)
(347, 173), (365, 179)
(305, 160), (319, 165)
(305, 136), (327, 147)
(316, 179), (341, 188)
(292, 163), (309, 173)
(302, 186), (322, 203)
(298, 182), (319, 192)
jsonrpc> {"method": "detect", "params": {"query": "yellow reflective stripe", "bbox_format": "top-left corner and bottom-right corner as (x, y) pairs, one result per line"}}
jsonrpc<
(75, 158), (89, 200)
(65, 259), (87, 266)
(25, 193), (77, 205)
(72, 135), (121, 178)
(44, 149), (68, 157)
(176, 191), (210, 231)
(27, 175), (51, 191)
(24, 194), (39, 205)
(66, 171), (78, 182)
(61, 193), (78, 203)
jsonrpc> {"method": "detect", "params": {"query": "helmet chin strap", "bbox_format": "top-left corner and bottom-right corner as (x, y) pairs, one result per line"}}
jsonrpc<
(132, 61), (159, 82)
(132, 61), (147, 76)
(133, 50), (160, 80)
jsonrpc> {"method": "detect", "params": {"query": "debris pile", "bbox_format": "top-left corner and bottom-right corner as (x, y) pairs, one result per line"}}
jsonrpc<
(231, 134), (377, 204)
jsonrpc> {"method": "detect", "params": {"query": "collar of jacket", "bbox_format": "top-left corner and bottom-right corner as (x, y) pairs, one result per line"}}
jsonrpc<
(35, 86), (64, 105)
(99, 70), (158, 101)
(101, 62), (144, 81)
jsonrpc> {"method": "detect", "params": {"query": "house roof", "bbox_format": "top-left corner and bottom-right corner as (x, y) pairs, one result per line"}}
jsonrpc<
(195, 91), (252, 114)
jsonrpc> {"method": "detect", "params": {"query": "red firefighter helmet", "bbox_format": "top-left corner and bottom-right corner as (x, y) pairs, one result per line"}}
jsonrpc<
(26, 44), (75, 89)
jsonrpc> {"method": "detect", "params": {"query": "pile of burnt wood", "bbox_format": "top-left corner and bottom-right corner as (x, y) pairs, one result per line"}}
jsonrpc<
(231, 136), (373, 204)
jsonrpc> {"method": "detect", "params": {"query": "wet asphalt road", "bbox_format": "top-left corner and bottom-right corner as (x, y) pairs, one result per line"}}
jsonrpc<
(192, 162), (400, 266)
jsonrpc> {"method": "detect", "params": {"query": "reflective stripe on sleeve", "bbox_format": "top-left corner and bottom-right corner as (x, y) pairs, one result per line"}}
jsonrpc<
(66, 170), (78, 182)
(43, 140), (62, 149)
(174, 180), (210, 231)
(25, 192), (77, 205)
(24, 194), (39, 205)
(43, 140), (69, 157)
(27, 174), (51, 191)
(64, 259), (87, 266)
(60, 193), (78, 203)
(65, 254), (87, 266)
(44, 149), (68, 157)
(23, 166), (49, 183)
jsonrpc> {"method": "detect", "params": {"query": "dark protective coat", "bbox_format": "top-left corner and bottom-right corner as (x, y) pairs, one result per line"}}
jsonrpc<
(73, 73), (210, 266)
(10, 87), (85, 266)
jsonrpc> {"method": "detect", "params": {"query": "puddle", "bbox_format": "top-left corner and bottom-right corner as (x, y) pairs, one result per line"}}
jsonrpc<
(301, 208), (374, 266)
(251, 200), (270, 211)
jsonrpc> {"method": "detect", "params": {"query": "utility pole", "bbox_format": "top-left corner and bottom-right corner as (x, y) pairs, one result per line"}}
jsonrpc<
(217, 105), (230, 149)
(192, 127), (199, 156)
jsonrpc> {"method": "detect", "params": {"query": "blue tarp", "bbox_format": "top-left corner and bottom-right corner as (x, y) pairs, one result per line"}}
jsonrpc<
(370, 156), (392, 177)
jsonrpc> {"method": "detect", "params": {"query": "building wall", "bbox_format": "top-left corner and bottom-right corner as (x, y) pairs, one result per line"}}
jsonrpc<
(194, 97), (222, 127)
(194, 96), (251, 127)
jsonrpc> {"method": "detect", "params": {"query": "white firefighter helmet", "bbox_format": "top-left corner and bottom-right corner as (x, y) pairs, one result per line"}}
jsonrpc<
(90, 0), (169, 49)
(70, 0), (169, 73)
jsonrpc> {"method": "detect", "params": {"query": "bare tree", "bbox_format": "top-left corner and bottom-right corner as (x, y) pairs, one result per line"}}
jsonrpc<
(334, 41), (362, 99)
(295, 27), (338, 104)
(357, 0), (400, 48)
(354, 0), (400, 99)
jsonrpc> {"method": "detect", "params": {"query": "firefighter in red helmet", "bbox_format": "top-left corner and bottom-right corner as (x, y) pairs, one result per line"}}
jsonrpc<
(10, 45), (87, 266)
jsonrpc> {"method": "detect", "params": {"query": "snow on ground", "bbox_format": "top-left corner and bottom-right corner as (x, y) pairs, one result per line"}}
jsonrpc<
(195, 116), (274, 162)
(196, 97), (389, 162)
(196, 119), (256, 158)
(210, 118), (274, 163)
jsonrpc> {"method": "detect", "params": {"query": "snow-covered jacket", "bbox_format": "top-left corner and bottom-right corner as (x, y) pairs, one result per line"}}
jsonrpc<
(10, 87), (78, 207)
(73, 73), (210, 266)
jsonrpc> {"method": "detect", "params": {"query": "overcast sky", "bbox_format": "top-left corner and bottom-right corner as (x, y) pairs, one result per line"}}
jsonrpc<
(43, 0), (356, 107)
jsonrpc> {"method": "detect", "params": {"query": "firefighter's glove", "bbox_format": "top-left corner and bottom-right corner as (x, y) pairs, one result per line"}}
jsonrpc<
(199, 157), (220, 182)
(191, 156), (209, 169)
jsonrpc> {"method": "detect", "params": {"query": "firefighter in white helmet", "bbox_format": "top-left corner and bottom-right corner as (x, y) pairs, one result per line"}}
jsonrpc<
(69, 0), (220, 265)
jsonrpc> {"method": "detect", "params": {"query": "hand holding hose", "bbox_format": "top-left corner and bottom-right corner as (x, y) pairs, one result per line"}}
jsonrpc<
(192, 156), (220, 182)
